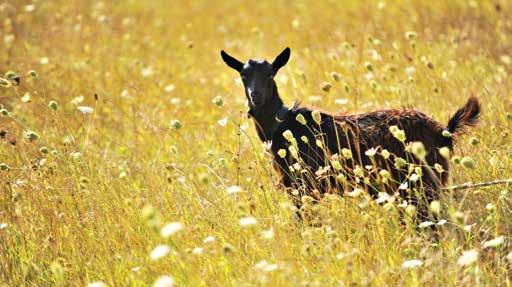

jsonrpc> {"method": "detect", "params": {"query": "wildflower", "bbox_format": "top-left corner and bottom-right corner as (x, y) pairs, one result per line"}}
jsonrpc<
(160, 222), (183, 238)
(315, 139), (323, 148)
(192, 247), (204, 255)
(410, 141), (426, 161)
(48, 101), (58, 111)
(227, 185), (242, 194)
(141, 66), (154, 78)
(87, 282), (106, 287)
(150, 244), (171, 260)
(348, 188), (364, 197)
(429, 200), (441, 215)
(470, 137), (479, 145)
(152, 275), (175, 287)
(164, 84), (175, 93)
(394, 157), (407, 169)
(405, 205), (416, 216)
(288, 145), (299, 159)
(204, 236), (215, 243)
(212, 95), (223, 106)
(277, 149), (287, 158)
(70, 151), (81, 160)
(40, 57), (49, 65)
(282, 130), (294, 142)
(312, 110), (321, 125)
(300, 136), (309, 143)
(261, 228), (274, 239)
(254, 260), (278, 272)
(169, 120), (182, 130)
(353, 166), (364, 177)
(437, 219), (447, 226)
(341, 148), (352, 159)
(24, 130), (40, 141)
(77, 106), (94, 114)
(483, 236), (505, 248)
(239, 216), (257, 227)
(335, 98), (348, 105)
(217, 118), (228, 126)
(332, 160), (343, 171)
(434, 163), (444, 173)
(409, 173), (419, 182)
(21, 92), (31, 102)
(419, 221), (434, 228)
(461, 157), (475, 169)
(379, 170), (390, 182)
(336, 174), (346, 183)
(389, 126), (406, 142)
(381, 149), (390, 159)
(365, 148), (377, 157)
(295, 114), (307, 125)
(442, 130), (452, 138)
(457, 249), (478, 266)
(402, 259), (423, 269)
(376, 192), (391, 203)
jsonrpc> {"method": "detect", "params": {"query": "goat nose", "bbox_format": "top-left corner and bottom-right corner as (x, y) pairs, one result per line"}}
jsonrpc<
(251, 91), (261, 98)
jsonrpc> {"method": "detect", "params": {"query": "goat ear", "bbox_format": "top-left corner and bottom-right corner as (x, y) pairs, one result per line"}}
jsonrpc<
(221, 50), (244, 72)
(272, 47), (291, 73)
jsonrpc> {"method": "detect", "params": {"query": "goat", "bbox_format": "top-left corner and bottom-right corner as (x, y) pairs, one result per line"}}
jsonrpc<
(220, 47), (480, 219)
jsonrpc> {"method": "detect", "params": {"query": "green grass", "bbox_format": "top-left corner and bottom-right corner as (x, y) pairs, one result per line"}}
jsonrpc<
(1, 0), (512, 286)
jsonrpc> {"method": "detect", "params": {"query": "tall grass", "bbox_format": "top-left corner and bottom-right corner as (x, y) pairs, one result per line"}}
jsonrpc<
(1, 0), (511, 286)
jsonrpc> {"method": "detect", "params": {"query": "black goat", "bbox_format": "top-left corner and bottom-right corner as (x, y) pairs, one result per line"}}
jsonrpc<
(221, 47), (480, 218)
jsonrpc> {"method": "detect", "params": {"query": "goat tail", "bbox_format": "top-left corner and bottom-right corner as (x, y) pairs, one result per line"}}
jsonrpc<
(447, 96), (481, 135)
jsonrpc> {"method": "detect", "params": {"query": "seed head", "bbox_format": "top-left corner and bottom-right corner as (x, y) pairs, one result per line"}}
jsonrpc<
(212, 95), (223, 107)
(48, 101), (58, 111)
(295, 114), (307, 125)
(169, 120), (182, 130)
(461, 156), (475, 169)
(311, 110), (321, 125)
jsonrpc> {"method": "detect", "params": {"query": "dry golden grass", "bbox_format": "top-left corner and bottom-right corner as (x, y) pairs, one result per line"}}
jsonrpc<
(1, 0), (512, 286)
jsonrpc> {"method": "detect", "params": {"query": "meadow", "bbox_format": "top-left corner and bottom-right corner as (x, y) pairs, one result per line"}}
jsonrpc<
(1, 0), (512, 286)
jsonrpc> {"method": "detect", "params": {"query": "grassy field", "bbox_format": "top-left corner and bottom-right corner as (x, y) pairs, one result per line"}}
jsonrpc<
(1, 0), (512, 286)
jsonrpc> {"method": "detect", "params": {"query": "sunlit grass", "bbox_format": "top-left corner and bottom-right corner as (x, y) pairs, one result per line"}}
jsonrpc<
(1, 0), (511, 286)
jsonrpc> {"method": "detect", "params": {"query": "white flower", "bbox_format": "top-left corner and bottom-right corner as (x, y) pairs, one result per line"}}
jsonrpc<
(227, 185), (242, 195)
(239, 216), (257, 227)
(457, 249), (478, 266)
(87, 282), (106, 287)
(401, 259), (423, 269)
(254, 260), (278, 272)
(418, 221), (434, 228)
(152, 275), (175, 287)
(437, 219), (447, 226)
(0, 223), (7, 229)
(261, 228), (274, 240)
(141, 66), (154, 78)
(335, 98), (348, 105)
(217, 118), (228, 127)
(405, 66), (416, 76)
(483, 236), (505, 248)
(203, 236), (216, 243)
(192, 247), (204, 255)
(77, 106), (94, 114)
(150, 245), (171, 260)
(164, 84), (175, 93)
(160, 222), (183, 238)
